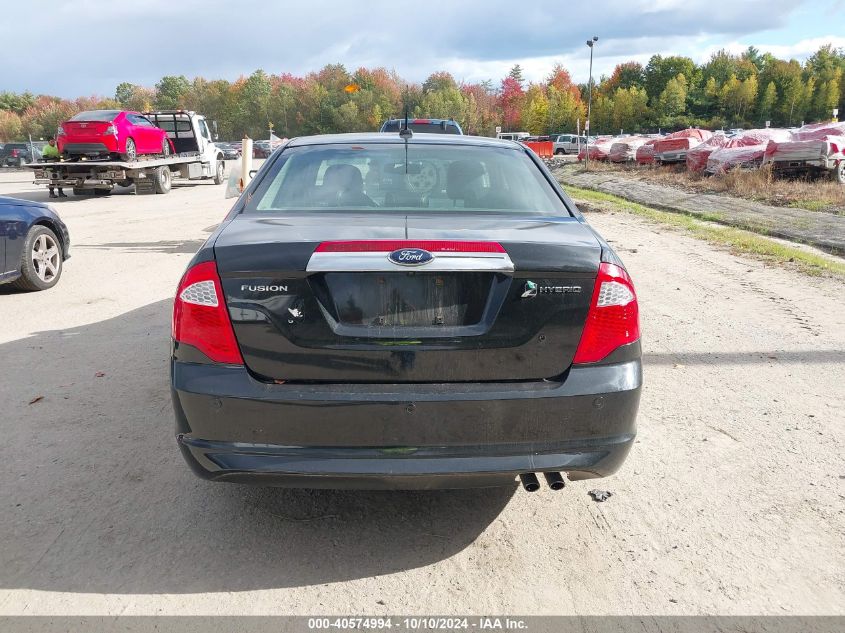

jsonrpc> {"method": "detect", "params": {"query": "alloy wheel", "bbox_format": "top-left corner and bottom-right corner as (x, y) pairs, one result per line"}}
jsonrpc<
(32, 233), (60, 283)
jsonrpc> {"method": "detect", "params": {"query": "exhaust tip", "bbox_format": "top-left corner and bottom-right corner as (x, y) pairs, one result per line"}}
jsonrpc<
(543, 471), (566, 491)
(519, 473), (540, 492)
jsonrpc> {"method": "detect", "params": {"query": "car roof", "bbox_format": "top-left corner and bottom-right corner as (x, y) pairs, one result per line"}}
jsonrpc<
(286, 132), (522, 149)
(383, 118), (458, 123)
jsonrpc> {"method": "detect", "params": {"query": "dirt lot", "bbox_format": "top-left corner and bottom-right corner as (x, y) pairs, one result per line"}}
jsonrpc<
(0, 170), (843, 616)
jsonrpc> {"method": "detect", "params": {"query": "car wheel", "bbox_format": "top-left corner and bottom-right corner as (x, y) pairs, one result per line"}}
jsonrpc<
(213, 160), (225, 185)
(555, 149), (565, 155)
(93, 188), (112, 196)
(162, 138), (171, 157)
(153, 166), (172, 194)
(11, 225), (63, 291)
(122, 138), (137, 162)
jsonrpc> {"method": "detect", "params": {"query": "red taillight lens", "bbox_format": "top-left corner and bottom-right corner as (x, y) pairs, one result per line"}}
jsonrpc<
(573, 263), (640, 364)
(172, 261), (243, 365)
(11, 149), (19, 157)
(315, 240), (505, 253)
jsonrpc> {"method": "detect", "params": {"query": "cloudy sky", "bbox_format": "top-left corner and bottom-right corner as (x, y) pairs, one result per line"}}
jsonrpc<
(2, 0), (844, 97)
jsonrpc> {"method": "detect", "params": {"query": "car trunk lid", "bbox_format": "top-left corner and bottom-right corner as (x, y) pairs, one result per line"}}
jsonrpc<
(214, 213), (601, 383)
(63, 120), (112, 140)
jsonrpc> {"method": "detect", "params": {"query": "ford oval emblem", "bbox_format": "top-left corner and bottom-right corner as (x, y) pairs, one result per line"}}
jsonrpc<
(388, 248), (434, 266)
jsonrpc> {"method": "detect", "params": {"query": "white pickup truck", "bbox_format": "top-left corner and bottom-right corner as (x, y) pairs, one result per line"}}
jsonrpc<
(28, 110), (225, 196)
(496, 132), (530, 142)
(552, 134), (588, 155)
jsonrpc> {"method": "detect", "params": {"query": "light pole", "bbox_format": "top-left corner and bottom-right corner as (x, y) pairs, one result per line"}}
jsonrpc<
(585, 36), (598, 170)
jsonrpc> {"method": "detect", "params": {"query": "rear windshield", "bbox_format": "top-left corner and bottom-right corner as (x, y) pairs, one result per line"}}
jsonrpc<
(247, 143), (569, 215)
(70, 110), (121, 122)
(381, 121), (460, 134)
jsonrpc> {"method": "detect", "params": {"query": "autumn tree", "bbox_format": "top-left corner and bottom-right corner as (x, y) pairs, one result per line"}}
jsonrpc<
(508, 64), (525, 87)
(611, 86), (649, 133)
(154, 75), (190, 109)
(644, 55), (696, 105)
(0, 110), (23, 141)
(719, 73), (758, 124)
(603, 62), (645, 94)
(522, 85), (549, 135)
(499, 76), (524, 130)
(758, 81), (778, 123)
(655, 73), (689, 128)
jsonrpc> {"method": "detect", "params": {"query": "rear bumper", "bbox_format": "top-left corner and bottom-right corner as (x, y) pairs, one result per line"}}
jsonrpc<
(61, 142), (115, 155)
(171, 357), (641, 489)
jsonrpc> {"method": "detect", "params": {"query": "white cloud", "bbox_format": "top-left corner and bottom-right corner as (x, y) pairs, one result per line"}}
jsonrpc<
(0, 0), (826, 95)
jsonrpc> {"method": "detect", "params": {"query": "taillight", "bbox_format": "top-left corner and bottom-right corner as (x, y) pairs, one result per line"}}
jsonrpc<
(172, 261), (243, 364)
(104, 124), (117, 135)
(573, 263), (640, 364)
(57, 126), (65, 136)
(11, 149), (19, 157)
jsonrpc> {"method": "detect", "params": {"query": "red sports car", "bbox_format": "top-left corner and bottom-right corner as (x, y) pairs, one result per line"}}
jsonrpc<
(57, 110), (173, 161)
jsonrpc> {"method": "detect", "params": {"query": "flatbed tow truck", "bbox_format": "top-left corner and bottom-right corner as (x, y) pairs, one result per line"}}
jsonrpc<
(24, 110), (226, 195)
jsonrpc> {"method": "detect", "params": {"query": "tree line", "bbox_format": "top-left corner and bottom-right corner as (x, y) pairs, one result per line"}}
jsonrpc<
(0, 44), (842, 143)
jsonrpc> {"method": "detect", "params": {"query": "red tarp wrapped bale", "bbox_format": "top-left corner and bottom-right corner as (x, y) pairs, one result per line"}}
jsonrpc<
(791, 121), (845, 141)
(581, 137), (615, 161)
(767, 121), (845, 163)
(609, 137), (648, 163)
(705, 129), (792, 174)
(686, 134), (730, 172)
(635, 138), (660, 165)
(654, 128), (713, 161)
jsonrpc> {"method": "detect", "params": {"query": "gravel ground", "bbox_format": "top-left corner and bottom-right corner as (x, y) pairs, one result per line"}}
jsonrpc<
(0, 171), (842, 615)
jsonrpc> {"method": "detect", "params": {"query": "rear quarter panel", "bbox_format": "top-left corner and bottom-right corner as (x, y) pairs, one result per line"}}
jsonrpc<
(115, 112), (135, 152)
(0, 203), (35, 274)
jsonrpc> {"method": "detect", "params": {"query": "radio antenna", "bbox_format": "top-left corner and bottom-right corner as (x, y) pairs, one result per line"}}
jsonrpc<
(399, 91), (412, 173)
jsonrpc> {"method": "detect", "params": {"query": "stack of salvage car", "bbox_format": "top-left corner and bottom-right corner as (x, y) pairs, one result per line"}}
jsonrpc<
(578, 122), (844, 183)
(764, 121), (845, 183)
(704, 128), (793, 174)
(635, 138), (660, 165)
(609, 136), (650, 163)
(653, 129), (712, 164)
(578, 137), (616, 161)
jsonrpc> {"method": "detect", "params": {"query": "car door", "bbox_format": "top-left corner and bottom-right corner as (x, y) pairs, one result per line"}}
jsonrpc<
(196, 117), (214, 159)
(0, 202), (30, 279)
(0, 207), (6, 276)
(127, 115), (152, 153)
(138, 115), (163, 153)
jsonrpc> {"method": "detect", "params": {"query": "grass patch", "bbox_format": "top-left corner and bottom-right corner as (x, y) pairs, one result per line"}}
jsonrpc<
(788, 199), (829, 212)
(565, 184), (845, 278)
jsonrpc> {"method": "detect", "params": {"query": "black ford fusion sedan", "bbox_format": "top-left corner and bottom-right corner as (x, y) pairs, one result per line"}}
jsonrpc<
(0, 196), (70, 291)
(171, 133), (641, 490)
